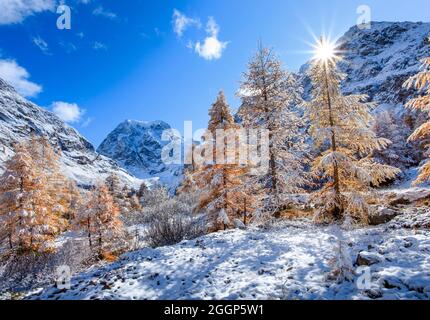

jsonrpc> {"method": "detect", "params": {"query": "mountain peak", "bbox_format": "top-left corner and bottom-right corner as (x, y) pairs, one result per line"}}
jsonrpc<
(119, 119), (171, 130)
(97, 119), (183, 190)
(0, 77), (18, 94)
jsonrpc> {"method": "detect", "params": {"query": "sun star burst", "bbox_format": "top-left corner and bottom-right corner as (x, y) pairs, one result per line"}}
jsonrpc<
(312, 36), (341, 64)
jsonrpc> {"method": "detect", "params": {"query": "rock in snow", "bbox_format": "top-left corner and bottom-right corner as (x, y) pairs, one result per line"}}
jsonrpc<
(368, 207), (401, 225)
(356, 251), (385, 266)
(0, 78), (141, 189)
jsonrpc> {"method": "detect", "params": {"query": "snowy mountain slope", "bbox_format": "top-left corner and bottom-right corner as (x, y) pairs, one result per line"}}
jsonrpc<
(97, 120), (183, 190)
(0, 78), (141, 189)
(27, 216), (430, 300)
(338, 22), (430, 105)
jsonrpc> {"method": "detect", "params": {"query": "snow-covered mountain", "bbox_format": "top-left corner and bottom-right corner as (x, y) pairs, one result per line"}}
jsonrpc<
(97, 120), (183, 190)
(338, 22), (430, 104)
(301, 21), (430, 170)
(0, 78), (141, 189)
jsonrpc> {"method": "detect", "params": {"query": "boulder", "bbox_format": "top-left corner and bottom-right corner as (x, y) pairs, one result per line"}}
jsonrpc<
(356, 251), (385, 266)
(369, 208), (401, 225)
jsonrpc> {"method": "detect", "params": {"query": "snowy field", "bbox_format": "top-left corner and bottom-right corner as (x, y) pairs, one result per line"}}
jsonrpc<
(27, 213), (430, 300)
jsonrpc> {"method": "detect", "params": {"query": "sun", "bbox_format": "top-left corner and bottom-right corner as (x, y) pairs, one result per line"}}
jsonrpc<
(312, 36), (340, 63)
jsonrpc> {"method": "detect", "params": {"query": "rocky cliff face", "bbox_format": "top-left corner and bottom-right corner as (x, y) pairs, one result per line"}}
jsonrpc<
(97, 120), (183, 190)
(338, 21), (430, 105)
(0, 78), (141, 189)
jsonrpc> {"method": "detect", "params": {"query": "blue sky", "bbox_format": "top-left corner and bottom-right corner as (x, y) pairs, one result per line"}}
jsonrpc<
(0, 0), (429, 146)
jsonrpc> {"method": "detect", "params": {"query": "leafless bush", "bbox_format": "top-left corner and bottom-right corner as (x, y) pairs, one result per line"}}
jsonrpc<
(250, 209), (277, 230)
(145, 196), (206, 248)
(124, 186), (171, 225)
(0, 238), (91, 293)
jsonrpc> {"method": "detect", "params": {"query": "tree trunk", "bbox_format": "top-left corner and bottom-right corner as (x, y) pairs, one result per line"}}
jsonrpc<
(323, 62), (342, 219)
(262, 84), (279, 211)
(87, 217), (92, 249)
(243, 198), (247, 225)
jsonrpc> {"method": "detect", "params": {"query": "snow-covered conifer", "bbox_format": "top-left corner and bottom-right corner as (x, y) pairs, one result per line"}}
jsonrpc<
(0, 142), (56, 253)
(192, 91), (249, 230)
(306, 38), (400, 223)
(76, 183), (124, 259)
(237, 43), (308, 212)
(371, 110), (418, 170)
(27, 135), (71, 232)
(403, 38), (430, 184)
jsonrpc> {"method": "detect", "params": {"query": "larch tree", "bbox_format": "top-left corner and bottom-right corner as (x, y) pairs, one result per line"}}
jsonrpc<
(178, 143), (201, 195)
(105, 173), (123, 209)
(403, 37), (430, 184)
(76, 183), (124, 259)
(235, 181), (265, 226)
(27, 135), (71, 232)
(0, 142), (56, 253)
(237, 43), (308, 212)
(306, 37), (400, 223)
(371, 110), (417, 169)
(64, 180), (83, 221)
(106, 173), (141, 214)
(193, 91), (249, 231)
(137, 182), (149, 200)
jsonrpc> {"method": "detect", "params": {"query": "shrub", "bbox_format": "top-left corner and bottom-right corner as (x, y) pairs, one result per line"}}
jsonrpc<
(145, 196), (206, 248)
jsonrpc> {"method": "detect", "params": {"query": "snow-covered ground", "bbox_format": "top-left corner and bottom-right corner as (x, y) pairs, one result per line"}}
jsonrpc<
(27, 214), (430, 300)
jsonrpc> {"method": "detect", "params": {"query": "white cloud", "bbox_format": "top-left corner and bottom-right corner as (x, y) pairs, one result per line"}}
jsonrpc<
(195, 17), (228, 60)
(0, 0), (56, 25)
(0, 59), (42, 97)
(92, 6), (117, 20)
(92, 41), (107, 51)
(172, 9), (201, 37)
(52, 101), (84, 123)
(32, 36), (50, 54)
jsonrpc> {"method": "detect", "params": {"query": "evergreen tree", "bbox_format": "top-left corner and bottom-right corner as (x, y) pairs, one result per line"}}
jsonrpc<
(403, 38), (430, 184)
(64, 180), (83, 221)
(105, 173), (122, 198)
(136, 182), (149, 205)
(237, 43), (308, 212)
(178, 142), (202, 195)
(0, 142), (56, 253)
(306, 37), (400, 223)
(192, 92), (249, 230)
(105, 173), (141, 214)
(76, 183), (124, 259)
(372, 110), (417, 170)
(27, 135), (70, 232)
